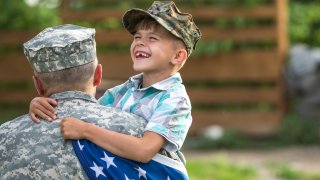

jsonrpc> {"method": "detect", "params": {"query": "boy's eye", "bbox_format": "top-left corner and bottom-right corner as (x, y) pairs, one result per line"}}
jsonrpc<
(149, 36), (158, 40)
(134, 35), (141, 40)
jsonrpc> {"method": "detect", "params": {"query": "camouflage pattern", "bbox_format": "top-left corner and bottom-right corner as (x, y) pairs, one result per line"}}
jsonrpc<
(122, 1), (201, 56)
(23, 24), (96, 73)
(0, 91), (147, 180)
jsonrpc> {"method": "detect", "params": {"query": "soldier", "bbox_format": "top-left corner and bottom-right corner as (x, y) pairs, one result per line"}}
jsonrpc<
(0, 24), (147, 179)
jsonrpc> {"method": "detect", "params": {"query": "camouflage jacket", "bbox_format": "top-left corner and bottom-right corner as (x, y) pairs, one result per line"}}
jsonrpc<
(0, 91), (147, 180)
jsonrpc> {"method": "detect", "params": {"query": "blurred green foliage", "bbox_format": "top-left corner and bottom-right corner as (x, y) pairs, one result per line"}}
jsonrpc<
(0, 0), (61, 30)
(273, 114), (320, 145)
(289, 1), (320, 46)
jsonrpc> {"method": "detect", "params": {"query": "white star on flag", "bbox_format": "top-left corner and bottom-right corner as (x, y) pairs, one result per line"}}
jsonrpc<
(90, 161), (106, 178)
(124, 174), (136, 180)
(135, 166), (147, 179)
(77, 140), (84, 151)
(124, 174), (130, 180)
(101, 152), (117, 168)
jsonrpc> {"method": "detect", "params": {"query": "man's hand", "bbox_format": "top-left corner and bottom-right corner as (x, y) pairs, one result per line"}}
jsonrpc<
(29, 97), (57, 123)
(60, 117), (89, 139)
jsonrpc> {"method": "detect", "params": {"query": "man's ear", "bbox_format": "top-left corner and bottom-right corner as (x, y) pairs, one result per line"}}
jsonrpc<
(93, 64), (102, 86)
(172, 49), (188, 65)
(32, 76), (45, 96)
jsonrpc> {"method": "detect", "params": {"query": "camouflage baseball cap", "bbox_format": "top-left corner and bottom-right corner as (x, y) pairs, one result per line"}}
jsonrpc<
(23, 24), (96, 73)
(122, 1), (201, 57)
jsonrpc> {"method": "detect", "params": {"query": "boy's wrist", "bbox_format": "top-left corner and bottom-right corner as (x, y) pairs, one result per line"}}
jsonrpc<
(82, 122), (93, 139)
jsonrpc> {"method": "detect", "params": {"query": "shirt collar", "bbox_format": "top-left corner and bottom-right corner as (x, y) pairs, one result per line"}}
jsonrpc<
(128, 73), (182, 91)
(49, 91), (98, 103)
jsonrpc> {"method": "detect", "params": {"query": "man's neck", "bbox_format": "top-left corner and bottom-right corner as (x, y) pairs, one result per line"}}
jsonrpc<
(45, 87), (96, 97)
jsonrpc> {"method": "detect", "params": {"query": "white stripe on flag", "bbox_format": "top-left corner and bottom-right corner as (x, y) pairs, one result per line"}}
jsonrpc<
(152, 153), (188, 175)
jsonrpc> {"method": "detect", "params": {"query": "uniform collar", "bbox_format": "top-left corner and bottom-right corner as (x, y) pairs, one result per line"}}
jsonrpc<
(49, 91), (98, 103)
(129, 73), (182, 91)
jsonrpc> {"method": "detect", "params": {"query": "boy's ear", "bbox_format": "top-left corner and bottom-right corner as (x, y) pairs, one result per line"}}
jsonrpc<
(32, 76), (45, 96)
(172, 49), (188, 65)
(93, 64), (102, 86)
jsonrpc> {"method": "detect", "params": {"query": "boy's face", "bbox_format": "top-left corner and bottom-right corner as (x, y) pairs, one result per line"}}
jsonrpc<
(130, 25), (178, 76)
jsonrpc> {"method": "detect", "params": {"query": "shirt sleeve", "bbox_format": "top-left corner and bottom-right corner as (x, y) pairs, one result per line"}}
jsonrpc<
(144, 93), (192, 152)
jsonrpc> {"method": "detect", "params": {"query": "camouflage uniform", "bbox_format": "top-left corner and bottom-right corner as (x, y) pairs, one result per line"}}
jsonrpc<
(0, 91), (147, 180)
(0, 24), (147, 179)
(23, 24), (97, 73)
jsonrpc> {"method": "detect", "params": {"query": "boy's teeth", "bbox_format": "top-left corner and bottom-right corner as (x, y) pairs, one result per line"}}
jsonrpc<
(136, 52), (150, 58)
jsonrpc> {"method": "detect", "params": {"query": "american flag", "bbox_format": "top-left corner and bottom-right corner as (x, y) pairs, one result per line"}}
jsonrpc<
(72, 140), (189, 180)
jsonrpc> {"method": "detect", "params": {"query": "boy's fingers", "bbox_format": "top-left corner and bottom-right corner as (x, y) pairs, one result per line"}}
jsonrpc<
(47, 98), (58, 107)
(40, 100), (58, 118)
(34, 109), (53, 121)
(36, 104), (56, 119)
(30, 113), (41, 124)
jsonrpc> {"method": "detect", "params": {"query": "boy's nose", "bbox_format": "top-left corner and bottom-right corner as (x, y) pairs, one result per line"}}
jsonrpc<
(135, 38), (146, 46)
(137, 41), (145, 47)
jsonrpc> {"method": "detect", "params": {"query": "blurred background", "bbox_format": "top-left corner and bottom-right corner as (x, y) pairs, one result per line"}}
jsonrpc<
(1, 0), (320, 179)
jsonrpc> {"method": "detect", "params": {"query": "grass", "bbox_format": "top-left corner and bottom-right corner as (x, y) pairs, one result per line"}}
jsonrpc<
(186, 157), (320, 180)
(186, 156), (256, 180)
(267, 162), (320, 180)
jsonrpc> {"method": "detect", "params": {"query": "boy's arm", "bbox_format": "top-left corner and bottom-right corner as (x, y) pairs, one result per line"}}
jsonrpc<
(29, 97), (57, 123)
(61, 117), (165, 163)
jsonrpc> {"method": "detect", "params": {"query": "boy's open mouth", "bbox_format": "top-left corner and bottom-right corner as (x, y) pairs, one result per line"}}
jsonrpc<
(135, 51), (151, 58)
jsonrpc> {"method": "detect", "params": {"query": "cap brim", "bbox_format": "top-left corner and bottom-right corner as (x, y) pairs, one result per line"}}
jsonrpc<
(122, 8), (154, 35)
(122, 8), (183, 42)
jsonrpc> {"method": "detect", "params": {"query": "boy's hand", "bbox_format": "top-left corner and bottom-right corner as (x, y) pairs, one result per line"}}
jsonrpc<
(61, 117), (88, 139)
(29, 97), (58, 124)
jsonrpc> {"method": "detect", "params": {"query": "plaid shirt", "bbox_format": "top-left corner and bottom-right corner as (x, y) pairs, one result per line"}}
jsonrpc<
(98, 73), (192, 151)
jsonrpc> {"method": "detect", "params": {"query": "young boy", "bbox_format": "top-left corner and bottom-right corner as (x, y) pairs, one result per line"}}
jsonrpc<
(29, 1), (201, 163)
